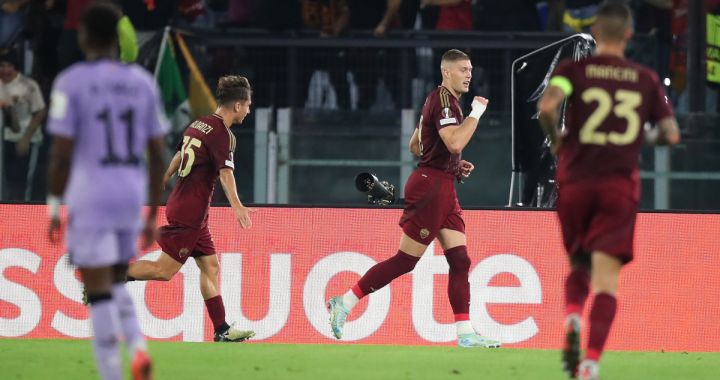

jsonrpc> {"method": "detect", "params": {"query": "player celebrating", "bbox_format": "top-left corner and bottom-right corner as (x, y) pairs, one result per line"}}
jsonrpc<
(537, 3), (680, 379)
(125, 75), (256, 343)
(328, 49), (500, 348)
(47, 2), (167, 379)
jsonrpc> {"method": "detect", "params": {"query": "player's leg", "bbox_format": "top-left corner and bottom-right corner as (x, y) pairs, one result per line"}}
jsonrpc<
(113, 230), (151, 380)
(126, 251), (182, 281)
(556, 182), (594, 377)
(194, 254), (255, 342)
(126, 223), (197, 282)
(578, 251), (622, 380)
(563, 254), (590, 377)
(327, 233), (426, 339)
(437, 226), (500, 348)
(81, 266), (123, 380)
(112, 264), (151, 380)
(69, 227), (124, 380)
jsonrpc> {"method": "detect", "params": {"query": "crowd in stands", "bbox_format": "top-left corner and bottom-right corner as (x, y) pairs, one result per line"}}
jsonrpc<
(0, 0), (710, 202)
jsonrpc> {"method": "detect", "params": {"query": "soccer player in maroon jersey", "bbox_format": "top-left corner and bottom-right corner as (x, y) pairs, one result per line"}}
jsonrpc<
(327, 49), (500, 348)
(126, 75), (256, 342)
(537, 3), (680, 379)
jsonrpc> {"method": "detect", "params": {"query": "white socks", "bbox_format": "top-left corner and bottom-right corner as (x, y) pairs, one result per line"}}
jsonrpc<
(456, 320), (474, 336)
(342, 290), (359, 311)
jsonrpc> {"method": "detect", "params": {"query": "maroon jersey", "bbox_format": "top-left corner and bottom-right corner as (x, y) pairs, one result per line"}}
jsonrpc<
(418, 86), (463, 176)
(165, 114), (236, 228)
(552, 55), (674, 185)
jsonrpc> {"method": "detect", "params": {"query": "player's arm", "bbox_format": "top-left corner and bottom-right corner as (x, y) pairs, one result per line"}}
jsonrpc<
(646, 117), (681, 146)
(537, 85), (568, 152)
(218, 168), (254, 229)
(163, 150), (182, 188)
(47, 136), (74, 242)
(143, 137), (166, 247)
(409, 127), (421, 156)
(438, 96), (488, 154)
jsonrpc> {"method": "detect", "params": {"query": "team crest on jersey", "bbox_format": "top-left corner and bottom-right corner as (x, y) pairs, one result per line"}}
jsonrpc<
(419, 228), (430, 239)
(179, 248), (190, 258)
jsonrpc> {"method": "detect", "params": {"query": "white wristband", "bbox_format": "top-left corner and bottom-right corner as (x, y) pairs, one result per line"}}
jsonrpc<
(469, 101), (487, 120)
(47, 194), (61, 219)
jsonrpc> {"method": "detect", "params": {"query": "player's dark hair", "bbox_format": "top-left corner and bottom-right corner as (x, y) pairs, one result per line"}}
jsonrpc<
(80, 1), (121, 50)
(595, 1), (633, 42)
(441, 49), (470, 63)
(217, 75), (252, 105)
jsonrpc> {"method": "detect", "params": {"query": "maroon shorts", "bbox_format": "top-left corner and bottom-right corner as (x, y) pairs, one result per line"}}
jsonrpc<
(399, 167), (465, 245)
(156, 223), (217, 264)
(556, 177), (639, 264)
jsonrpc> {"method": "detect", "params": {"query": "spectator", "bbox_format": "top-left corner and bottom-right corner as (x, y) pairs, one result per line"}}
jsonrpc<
(421, 0), (472, 31)
(563, 0), (602, 33)
(0, 0), (30, 48)
(58, 0), (91, 70)
(348, 0), (401, 36)
(346, 0), (404, 109)
(301, 0), (351, 109)
(475, 0), (540, 32)
(0, 52), (46, 200)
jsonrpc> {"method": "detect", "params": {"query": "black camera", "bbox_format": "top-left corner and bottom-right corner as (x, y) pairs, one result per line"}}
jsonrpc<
(355, 172), (395, 206)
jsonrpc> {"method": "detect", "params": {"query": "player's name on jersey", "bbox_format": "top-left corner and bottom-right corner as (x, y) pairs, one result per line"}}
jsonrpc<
(89, 82), (140, 96)
(586, 64), (638, 83)
(190, 121), (214, 134)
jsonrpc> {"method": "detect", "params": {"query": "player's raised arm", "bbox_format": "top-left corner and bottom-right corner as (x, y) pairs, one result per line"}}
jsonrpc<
(438, 96), (488, 154)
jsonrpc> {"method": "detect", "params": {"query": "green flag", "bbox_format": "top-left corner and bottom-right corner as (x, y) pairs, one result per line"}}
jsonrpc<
(155, 33), (187, 117)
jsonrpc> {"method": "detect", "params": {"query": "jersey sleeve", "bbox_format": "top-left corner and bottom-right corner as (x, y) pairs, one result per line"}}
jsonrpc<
(433, 92), (459, 130)
(647, 71), (674, 123)
(46, 73), (77, 138)
(549, 59), (575, 97)
(208, 129), (235, 172)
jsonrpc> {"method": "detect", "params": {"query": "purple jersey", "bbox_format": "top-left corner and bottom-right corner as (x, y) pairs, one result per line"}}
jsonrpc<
(47, 60), (169, 229)
(551, 55), (674, 185)
(418, 86), (463, 176)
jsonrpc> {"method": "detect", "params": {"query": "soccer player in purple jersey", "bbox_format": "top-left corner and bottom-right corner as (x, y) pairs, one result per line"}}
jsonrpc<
(125, 76), (256, 343)
(328, 49), (500, 348)
(537, 3), (680, 379)
(46, 2), (167, 380)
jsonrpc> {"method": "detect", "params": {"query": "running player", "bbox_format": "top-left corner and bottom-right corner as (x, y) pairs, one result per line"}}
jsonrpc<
(328, 49), (501, 348)
(126, 75), (256, 343)
(47, 2), (167, 379)
(537, 3), (680, 379)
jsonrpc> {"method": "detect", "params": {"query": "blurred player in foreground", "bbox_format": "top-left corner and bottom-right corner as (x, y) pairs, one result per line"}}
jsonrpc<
(537, 2), (680, 379)
(328, 49), (501, 348)
(125, 75), (256, 343)
(47, 2), (167, 379)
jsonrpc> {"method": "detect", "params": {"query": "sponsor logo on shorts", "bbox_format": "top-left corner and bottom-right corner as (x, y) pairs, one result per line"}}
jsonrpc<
(179, 248), (190, 258)
(419, 228), (430, 239)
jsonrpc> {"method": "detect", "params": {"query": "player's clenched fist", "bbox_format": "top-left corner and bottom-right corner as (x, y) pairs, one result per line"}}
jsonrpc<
(459, 160), (475, 178)
(469, 96), (488, 120)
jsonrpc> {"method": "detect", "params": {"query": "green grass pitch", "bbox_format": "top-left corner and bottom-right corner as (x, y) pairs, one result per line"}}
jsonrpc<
(1, 339), (718, 379)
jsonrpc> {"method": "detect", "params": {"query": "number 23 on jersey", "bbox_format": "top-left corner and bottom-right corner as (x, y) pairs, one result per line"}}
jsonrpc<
(579, 87), (641, 146)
